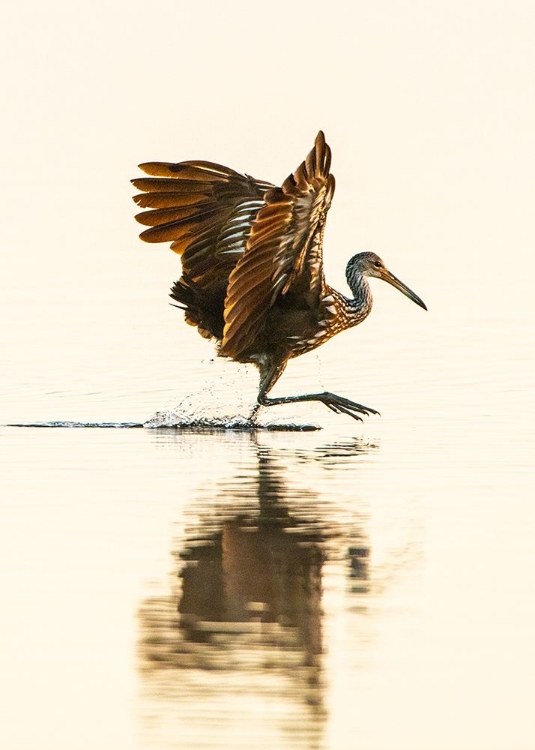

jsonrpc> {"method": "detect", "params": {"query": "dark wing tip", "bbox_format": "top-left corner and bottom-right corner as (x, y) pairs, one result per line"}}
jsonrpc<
(137, 161), (182, 177)
(294, 131), (330, 187)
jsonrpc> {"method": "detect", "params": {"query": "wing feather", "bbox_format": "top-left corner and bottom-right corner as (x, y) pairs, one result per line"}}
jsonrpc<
(133, 157), (273, 341)
(133, 160), (272, 279)
(133, 191), (208, 209)
(221, 131), (335, 359)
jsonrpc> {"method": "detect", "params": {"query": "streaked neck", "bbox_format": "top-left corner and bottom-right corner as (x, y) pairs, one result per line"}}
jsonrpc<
(346, 270), (373, 318)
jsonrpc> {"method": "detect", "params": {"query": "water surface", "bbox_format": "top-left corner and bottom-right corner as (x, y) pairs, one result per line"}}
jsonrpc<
(1, 276), (534, 749)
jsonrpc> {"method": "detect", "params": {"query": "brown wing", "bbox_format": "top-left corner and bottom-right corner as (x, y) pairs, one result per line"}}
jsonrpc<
(221, 131), (335, 359)
(132, 160), (273, 296)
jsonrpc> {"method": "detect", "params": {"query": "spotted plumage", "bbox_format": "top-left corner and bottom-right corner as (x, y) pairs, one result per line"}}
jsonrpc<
(133, 132), (427, 421)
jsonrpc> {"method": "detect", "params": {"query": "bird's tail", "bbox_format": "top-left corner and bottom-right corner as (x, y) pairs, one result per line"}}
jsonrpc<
(170, 275), (225, 341)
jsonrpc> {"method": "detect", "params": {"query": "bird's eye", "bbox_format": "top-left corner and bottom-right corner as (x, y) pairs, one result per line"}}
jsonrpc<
(373, 260), (381, 268)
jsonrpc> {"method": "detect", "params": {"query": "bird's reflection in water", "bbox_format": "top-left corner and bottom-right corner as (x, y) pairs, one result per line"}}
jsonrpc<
(138, 436), (377, 748)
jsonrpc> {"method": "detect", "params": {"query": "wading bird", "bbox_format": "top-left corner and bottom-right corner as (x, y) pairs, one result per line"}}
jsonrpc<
(132, 132), (426, 421)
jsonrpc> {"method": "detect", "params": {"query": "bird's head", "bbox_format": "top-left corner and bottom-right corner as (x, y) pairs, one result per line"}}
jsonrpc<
(346, 252), (427, 310)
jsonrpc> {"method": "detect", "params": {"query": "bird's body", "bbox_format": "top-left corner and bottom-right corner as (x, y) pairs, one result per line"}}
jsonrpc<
(133, 132), (426, 420)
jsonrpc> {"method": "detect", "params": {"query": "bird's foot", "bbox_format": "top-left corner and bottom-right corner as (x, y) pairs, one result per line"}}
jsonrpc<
(257, 390), (379, 422)
(320, 393), (380, 421)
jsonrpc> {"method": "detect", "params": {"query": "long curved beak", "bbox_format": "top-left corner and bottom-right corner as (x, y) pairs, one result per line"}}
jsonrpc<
(380, 269), (427, 310)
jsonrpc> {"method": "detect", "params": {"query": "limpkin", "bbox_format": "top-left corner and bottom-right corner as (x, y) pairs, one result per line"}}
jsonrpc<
(132, 132), (426, 421)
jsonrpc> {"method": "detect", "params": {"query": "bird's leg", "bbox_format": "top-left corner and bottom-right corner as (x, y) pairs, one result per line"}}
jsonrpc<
(248, 360), (288, 424)
(256, 362), (379, 422)
(249, 402), (261, 424)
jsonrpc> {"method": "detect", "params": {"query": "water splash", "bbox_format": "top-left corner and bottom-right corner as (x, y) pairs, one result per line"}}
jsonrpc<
(143, 410), (319, 431)
(141, 365), (322, 430)
(143, 406), (320, 432)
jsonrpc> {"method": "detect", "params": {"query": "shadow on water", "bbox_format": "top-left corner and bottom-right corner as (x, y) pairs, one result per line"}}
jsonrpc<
(137, 434), (383, 749)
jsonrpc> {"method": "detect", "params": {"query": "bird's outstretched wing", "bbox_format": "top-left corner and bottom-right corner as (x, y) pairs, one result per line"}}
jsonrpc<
(221, 131), (335, 359)
(132, 161), (273, 296)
